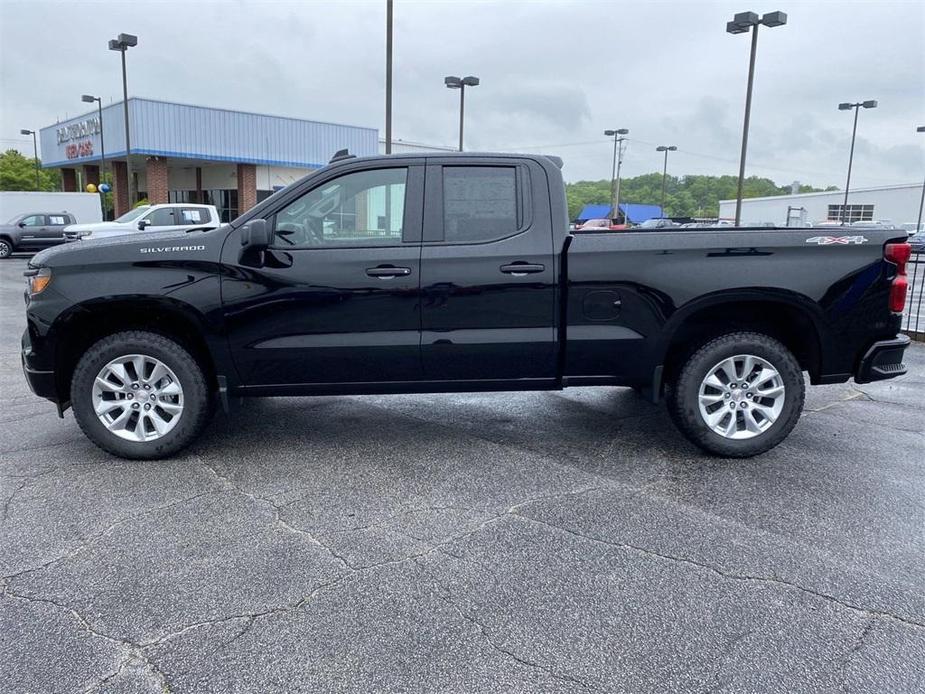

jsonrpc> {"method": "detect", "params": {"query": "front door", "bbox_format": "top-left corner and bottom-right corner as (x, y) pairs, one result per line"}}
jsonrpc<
(419, 159), (557, 382)
(221, 163), (425, 387)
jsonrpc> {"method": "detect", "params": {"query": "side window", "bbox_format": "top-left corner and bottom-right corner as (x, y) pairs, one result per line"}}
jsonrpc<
(20, 215), (44, 227)
(273, 168), (407, 248)
(179, 208), (208, 225)
(47, 215), (67, 226)
(443, 166), (519, 243)
(144, 207), (177, 226)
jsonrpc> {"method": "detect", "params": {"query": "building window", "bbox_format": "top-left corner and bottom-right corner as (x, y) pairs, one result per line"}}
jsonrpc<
(827, 204), (873, 223)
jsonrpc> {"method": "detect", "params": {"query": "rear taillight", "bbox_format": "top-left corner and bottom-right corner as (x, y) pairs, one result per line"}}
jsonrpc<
(885, 242), (911, 313)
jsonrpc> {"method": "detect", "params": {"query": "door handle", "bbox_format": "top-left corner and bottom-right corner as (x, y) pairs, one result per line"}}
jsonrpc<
(500, 262), (545, 276)
(366, 266), (412, 278)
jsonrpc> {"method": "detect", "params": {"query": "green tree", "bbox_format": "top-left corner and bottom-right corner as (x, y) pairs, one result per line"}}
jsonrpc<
(0, 149), (61, 191)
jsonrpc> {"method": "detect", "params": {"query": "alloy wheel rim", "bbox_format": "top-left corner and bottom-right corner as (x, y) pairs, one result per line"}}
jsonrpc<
(0, 241), (10, 256)
(697, 354), (785, 440)
(92, 354), (184, 442)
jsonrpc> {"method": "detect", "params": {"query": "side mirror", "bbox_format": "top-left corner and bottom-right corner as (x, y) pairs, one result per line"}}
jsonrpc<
(18, 222), (25, 228)
(137, 219), (150, 230)
(240, 218), (270, 250)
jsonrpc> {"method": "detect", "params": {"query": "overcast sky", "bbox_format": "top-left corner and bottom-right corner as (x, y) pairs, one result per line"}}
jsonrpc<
(1, 0), (922, 187)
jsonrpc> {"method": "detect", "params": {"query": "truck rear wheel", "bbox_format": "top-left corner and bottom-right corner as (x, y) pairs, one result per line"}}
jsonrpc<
(70, 331), (212, 459)
(666, 332), (804, 458)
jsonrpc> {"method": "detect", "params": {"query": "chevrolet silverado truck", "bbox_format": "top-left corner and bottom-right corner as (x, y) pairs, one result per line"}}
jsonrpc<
(21, 152), (911, 459)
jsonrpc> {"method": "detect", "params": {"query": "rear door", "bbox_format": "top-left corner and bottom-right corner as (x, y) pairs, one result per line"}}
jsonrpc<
(41, 214), (71, 244)
(420, 158), (557, 382)
(221, 161), (425, 386)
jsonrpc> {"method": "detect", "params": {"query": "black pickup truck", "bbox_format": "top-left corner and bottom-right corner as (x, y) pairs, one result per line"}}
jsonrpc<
(21, 152), (911, 459)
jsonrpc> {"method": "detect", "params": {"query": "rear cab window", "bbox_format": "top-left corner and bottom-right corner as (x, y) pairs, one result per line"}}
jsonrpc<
(47, 215), (68, 226)
(424, 163), (531, 244)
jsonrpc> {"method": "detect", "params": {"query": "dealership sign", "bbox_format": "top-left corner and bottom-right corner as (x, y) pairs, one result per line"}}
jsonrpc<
(65, 141), (94, 159)
(56, 118), (101, 144)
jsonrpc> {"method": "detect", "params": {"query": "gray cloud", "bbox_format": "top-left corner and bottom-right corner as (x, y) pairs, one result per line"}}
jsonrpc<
(1, 0), (922, 188)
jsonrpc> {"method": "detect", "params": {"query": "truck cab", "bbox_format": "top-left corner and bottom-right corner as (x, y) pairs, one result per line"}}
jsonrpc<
(0, 212), (75, 258)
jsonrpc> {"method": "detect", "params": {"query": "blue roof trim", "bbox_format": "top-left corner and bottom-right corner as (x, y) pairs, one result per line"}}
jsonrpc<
(43, 148), (325, 170)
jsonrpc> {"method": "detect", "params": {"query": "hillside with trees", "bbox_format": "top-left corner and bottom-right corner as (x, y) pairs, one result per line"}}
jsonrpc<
(566, 173), (837, 220)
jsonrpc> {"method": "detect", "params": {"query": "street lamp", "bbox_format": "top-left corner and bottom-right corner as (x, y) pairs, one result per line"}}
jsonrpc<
(19, 129), (40, 190)
(445, 75), (479, 152)
(604, 128), (629, 223)
(916, 126), (925, 239)
(109, 32), (138, 207)
(656, 145), (677, 217)
(727, 10), (788, 227)
(838, 99), (878, 224)
(81, 95), (106, 179)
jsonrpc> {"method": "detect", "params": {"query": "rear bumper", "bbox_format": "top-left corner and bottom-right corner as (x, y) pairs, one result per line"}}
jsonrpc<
(855, 334), (910, 384)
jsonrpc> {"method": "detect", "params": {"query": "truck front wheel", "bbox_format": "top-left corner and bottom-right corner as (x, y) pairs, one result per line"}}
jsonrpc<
(666, 332), (805, 458)
(70, 331), (212, 459)
(0, 237), (12, 259)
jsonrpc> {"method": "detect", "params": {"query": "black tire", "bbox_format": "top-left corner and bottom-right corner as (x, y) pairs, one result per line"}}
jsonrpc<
(71, 331), (212, 459)
(666, 331), (805, 458)
(0, 238), (12, 259)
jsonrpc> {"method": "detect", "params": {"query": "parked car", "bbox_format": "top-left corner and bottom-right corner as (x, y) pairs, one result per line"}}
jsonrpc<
(634, 218), (679, 229)
(63, 203), (221, 241)
(900, 222), (922, 236)
(576, 218), (627, 231)
(0, 212), (76, 258)
(22, 152), (910, 460)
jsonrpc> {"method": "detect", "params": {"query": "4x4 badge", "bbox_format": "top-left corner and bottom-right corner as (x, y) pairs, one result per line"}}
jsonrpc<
(805, 235), (868, 245)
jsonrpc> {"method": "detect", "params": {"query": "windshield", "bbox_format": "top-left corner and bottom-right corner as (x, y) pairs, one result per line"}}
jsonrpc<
(114, 206), (150, 223)
(5, 214), (23, 224)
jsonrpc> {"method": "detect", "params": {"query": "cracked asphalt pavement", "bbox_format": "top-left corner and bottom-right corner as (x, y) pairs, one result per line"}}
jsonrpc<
(1, 255), (923, 693)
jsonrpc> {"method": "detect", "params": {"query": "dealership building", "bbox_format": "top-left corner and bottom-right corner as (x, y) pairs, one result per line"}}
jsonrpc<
(718, 183), (924, 227)
(40, 98), (446, 221)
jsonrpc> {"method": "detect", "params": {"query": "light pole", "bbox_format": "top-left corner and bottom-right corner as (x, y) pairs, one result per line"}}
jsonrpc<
(19, 129), (40, 190)
(385, 0), (393, 154)
(82, 95), (106, 217)
(727, 10), (787, 227)
(445, 75), (479, 151)
(656, 145), (677, 217)
(916, 126), (925, 237)
(605, 128), (629, 222)
(838, 99), (878, 224)
(109, 33), (138, 207)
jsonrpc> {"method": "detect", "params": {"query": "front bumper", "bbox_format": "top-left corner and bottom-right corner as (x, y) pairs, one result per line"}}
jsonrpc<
(855, 334), (910, 384)
(21, 328), (58, 401)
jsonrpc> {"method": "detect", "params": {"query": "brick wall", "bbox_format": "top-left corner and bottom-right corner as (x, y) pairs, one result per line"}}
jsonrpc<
(61, 168), (77, 192)
(146, 157), (169, 204)
(82, 165), (100, 187)
(112, 161), (129, 216)
(237, 163), (257, 215)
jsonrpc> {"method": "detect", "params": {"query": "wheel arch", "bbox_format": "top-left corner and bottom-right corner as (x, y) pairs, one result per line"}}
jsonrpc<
(50, 296), (220, 404)
(658, 291), (826, 386)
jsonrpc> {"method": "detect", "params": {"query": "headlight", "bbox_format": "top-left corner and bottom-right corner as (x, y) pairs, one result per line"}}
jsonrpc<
(26, 267), (52, 295)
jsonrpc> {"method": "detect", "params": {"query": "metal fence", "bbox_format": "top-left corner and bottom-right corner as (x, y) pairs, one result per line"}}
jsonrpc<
(904, 250), (925, 340)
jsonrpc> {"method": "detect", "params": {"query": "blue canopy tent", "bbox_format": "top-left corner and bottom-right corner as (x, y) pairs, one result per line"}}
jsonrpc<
(619, 203), (663, 223)
(575, 203), (663, 224)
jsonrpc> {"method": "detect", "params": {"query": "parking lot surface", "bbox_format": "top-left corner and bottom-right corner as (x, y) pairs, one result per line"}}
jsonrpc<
(1, 255), (923, 693)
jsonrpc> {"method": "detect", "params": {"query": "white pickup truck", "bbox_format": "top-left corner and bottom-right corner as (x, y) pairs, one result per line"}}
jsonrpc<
(64, 203), (221, 241)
